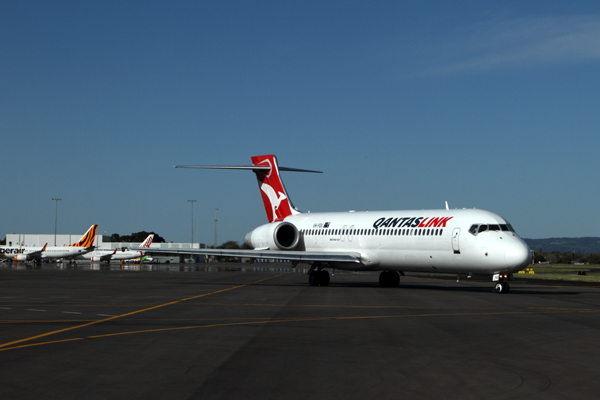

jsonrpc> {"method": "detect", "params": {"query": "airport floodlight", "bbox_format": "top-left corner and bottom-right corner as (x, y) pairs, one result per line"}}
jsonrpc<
(52, 198), (61, 246)
(214, 208), (218, 248)
(188, 200), (197, 248)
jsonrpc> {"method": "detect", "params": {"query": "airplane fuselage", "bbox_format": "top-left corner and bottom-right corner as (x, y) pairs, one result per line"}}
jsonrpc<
(246, 208), (531, 275)
(75, 249), (145, 262)
(0, 246), (91, 261)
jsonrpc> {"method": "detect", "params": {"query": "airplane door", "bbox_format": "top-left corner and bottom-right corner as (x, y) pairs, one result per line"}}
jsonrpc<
(452, 228), (461, 254)
(348, 225), (355, 242)
(341, 225), (347, 242)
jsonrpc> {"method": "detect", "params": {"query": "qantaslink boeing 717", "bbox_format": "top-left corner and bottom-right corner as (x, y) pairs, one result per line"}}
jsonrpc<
(140, 155), (531, 294)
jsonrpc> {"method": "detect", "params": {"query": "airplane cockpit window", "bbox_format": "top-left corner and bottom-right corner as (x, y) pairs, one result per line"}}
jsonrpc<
(470, 222), (515, 236)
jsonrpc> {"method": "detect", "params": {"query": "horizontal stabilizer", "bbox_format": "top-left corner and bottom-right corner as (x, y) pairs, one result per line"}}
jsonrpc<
(174, 165), (322, 174)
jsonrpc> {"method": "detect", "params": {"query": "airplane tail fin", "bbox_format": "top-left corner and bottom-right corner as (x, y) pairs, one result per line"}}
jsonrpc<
(140, 234), (154, 248)
(137, 234), (154, 256)
(174, 155), (321, 223)
(69, 225), (98, 247)
(251, 155), (301, 222)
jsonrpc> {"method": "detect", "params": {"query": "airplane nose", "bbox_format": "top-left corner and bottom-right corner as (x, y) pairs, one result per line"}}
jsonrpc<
(505, 240), (531, 270)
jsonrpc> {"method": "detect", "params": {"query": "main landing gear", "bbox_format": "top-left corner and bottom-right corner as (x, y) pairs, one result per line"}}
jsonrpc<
(379, 271), (400, 288)
(308, 263), (330, 286)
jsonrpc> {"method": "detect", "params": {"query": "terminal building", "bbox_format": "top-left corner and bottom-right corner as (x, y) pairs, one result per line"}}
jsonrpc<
(4, 233), (207, 263)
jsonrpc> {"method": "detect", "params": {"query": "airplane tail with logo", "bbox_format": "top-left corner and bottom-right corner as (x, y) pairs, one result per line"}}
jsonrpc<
(175, 155), (321, 223)
(251, 155), (303, 222)
(139, 234), (154, 254)
(68, 225), (98, 247)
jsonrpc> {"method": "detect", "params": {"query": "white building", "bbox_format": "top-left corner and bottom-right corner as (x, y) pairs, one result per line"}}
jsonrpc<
(4, 233), (205, 250)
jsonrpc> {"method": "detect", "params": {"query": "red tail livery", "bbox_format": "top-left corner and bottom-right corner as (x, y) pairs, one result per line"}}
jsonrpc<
(251, 155), (298, 222)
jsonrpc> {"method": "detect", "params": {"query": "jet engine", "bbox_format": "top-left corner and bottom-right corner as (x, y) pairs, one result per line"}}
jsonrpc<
(14, 254), (30, 261)
(245, 221), (300, 251)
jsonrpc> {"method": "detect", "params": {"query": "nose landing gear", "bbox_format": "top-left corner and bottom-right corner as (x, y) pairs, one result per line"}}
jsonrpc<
(492, 273), (512, 294)
(493, 281), (510, 294)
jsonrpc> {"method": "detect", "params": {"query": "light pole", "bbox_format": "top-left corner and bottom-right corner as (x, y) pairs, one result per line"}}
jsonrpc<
(52, 198), (61, 246)
(214, 208), (218, 248)
(188, 200), (196, 248)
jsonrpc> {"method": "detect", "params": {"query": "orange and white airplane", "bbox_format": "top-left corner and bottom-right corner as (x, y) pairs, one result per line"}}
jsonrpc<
(0, 225), (97, 261)
(142, 155), (530, 294)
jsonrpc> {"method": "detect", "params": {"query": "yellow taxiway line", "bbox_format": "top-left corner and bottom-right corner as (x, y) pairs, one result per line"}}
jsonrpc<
(0, 274), (281, 350)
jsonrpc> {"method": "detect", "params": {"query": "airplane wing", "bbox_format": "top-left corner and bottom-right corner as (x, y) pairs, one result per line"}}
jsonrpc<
(100, 249), (117, 262)
(28, 243), (48, 259)
(134, 248), (360, 264)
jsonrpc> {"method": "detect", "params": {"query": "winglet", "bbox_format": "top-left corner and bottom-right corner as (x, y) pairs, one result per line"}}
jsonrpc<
(41, 243), (48, 251)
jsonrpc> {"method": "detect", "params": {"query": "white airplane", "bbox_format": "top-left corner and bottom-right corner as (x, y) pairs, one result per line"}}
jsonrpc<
(141, 155), (531, 294)
(0, 225), (98, 261)
(76, 234), (154, 262)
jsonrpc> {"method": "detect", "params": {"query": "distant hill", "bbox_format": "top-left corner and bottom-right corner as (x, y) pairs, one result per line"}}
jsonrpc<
(524, 237), (600, 254)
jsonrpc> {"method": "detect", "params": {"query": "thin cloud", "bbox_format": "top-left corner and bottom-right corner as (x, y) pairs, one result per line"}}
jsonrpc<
(420, 15), (600, 75)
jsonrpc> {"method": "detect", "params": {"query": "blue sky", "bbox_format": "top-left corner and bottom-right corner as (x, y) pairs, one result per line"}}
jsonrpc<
(2, 1), (600, 244)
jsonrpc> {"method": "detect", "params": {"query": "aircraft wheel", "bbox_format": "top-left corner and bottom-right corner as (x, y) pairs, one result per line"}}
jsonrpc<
(380, 271), (400, 288)
(309, 271), (319, 286)
(319, 270), (330, 286)
(379, 271), (390, 287)
(389, 271), (400, 288)
(493, 282), (510, 294)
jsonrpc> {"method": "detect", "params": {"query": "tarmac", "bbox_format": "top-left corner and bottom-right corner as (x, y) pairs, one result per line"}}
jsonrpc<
(2, 262), (600, 399)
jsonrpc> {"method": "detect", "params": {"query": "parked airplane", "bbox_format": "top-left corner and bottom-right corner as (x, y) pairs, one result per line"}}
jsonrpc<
(141, 155), (531, 293)
(67, 224), (98, 248)
(77, 234), (154, 262)
(0, 225), (98, 261)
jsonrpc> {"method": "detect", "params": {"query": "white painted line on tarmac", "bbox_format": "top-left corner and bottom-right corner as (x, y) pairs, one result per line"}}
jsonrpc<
(62, 311), (82, 315)
(27, 309), (47, 312)
(97, 314), (116, 317)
